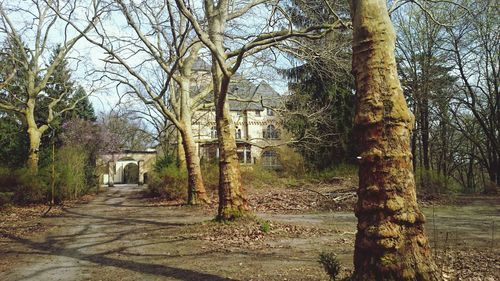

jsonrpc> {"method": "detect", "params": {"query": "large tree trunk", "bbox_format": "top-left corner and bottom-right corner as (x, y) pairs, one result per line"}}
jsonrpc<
(421, 99), (430, 171)
(177, 130), (186, 168)
(27, 126), (42, 174)
(205, 7), (248, 221)
(178, 78), (210, 205)
(213, 73), (248, 221)
(350, 0), (440, 280)
(26, 100), (44, 174)
(179, 122), (210, 204)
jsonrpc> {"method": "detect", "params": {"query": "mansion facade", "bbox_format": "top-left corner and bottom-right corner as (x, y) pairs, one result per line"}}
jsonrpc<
(192, 79), (283, 169)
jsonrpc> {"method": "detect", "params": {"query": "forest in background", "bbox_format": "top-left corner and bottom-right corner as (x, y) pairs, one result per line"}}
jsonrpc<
(0, 0), (497, 280)
(0, 0), (498, 207)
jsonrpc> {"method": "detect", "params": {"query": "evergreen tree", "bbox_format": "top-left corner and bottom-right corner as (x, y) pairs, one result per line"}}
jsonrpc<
(281, 0), (355, 169)
(0, 113), (28, 168)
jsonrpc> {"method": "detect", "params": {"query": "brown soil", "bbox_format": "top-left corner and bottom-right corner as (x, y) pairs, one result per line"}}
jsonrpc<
(0, 183), (498, 281)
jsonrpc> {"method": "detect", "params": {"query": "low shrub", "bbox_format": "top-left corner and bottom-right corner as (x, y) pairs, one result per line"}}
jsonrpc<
(0, 191), (14, 206)
(276, 146), (307, 177)
(241, 165), (281, 188)
(201, 161), (219, 191)
(259, 220), (271, 233)
(11, 175), (46, 204)
(483, 181), (498, 194)
(318, 252), (352, 281)
(319, 252), (342, 281)
(313, 164), (358, 182)
(416, 169), (460, 195)
(55, 146), (88, 201)
(154, 155), (175, 172)
(0, 167), (47, 205)
(147, 164), (187, 200)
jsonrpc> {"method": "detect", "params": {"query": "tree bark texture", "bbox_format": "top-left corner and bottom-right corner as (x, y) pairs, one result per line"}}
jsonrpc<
(177, 130), (186, 169)
(179, 78), (210, 205)
(27, 126), (42, 174)
(26, 99), (46, 174)
(179, 122), (210, 204)
(350, 0), (440, 280)
(204, 4), (248, 220)
(213, 71), (248, 221)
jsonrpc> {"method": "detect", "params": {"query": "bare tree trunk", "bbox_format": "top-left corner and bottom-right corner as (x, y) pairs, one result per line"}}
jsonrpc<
(177, 130), (186, 168)
(27, 127), (42, 174)
(26, 100), (44, 174)
(213, 72), (248, 221)
(496, 153), (500, 186)
(203, 6), (248, 220)
(179, 77), (210, 205)
(350, 0), (440, 280)
(180, 122), (210, 204)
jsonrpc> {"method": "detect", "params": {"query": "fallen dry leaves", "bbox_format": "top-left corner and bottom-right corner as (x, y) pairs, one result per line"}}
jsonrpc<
(247, 179), (358, 214)
(0, 194), (95, 240)
(0, 204), (61, 240)
(435, 248), (500, 281)
(178, 218), (333, 251)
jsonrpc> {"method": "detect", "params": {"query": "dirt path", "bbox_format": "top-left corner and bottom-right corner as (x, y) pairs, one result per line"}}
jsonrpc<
(0, 185), (345, 281)
(1, 185), (499, 280)
(0, 185), (228, 281)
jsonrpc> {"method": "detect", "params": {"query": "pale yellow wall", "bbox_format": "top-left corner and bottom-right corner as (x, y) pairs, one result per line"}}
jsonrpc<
(192, 109), (282, 162)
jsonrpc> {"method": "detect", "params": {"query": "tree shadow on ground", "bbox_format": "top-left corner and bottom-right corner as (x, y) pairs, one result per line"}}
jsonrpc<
(1, 231), (232, 281)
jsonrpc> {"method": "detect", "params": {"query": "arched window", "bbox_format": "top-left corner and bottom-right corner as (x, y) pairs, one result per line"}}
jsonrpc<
(210, 126), (217, 139)
(235, 128), (242, 139)
(262, 150), (280, 169)
(266, 108), (274, 116)
(264, 124), (279, 139)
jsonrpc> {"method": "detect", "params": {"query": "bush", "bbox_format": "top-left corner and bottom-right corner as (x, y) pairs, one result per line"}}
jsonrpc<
(154, 155), (175, 172)
(276, 146), (307, 177)
(11, 175), (46, 204)
(147, 164), (187, 200)
(241, 165), (281, 188)
(0, 191), (14, 206)
(0, 146), (96, 206)
(55, 146), (88, 201)
(416, 169), (460, 195)
(201, 161), (219, 191)
(313, 164), (358, 181)
(484, 181), (498, 194)
(0, 167), (47, 205)
(260, 220), (271, 233)
(318, 252), (344, 281)
(0, 166), (19, 190)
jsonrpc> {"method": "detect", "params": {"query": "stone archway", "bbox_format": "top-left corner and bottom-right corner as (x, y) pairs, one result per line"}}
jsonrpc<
(98, 149), (157, 186)
(123, 163), (139, 184)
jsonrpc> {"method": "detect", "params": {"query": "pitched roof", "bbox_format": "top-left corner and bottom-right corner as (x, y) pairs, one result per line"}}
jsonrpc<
(190, 59), (281, 111)
(228, 78), (280, 111)
(192, 58), (211, 72)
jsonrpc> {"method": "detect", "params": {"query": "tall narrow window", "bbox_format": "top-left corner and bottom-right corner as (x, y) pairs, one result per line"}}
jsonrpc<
(264, 124), (278, 139)
(210, 126), (217, 139)
(266, 108), (274, 116)
(235, 128), (242, 139)
(262, 150), (280, 169)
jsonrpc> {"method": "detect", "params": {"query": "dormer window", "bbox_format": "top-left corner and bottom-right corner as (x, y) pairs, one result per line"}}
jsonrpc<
(267, 108), (274, 116)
